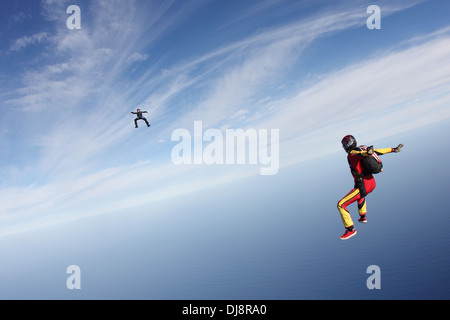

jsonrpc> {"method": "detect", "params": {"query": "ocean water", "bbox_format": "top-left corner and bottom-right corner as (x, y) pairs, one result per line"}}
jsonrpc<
(0, 120), (449, 300)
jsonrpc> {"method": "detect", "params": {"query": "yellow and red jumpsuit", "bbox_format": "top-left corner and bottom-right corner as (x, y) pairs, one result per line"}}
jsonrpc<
(337, 147), (394, 228)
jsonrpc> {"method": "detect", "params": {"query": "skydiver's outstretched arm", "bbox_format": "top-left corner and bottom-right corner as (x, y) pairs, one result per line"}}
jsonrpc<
(369, 144), (403, 155)
(348, 148), (374, 156)
(350, 144), (403, 156)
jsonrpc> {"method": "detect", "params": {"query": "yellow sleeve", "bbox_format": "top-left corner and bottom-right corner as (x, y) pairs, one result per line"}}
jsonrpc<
(373, 148), (394, 155)
(349, 147), (394, 156)
(349, 149), (369, 156)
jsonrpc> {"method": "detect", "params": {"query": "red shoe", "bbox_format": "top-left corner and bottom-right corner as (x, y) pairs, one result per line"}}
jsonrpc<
(340, 229), (357, 240)
(358, 216), (367, 223)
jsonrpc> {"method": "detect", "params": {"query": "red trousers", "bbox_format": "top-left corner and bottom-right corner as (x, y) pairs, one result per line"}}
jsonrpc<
(337, 178), (376, 228)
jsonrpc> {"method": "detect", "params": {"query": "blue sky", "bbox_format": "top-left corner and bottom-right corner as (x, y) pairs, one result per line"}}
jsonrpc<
(0, 0), (450, 299)
(2, 0), (450, 234)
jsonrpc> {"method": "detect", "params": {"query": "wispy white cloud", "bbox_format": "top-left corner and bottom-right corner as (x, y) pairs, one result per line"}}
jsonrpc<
(10, 32), (51, 52)
(253, 29), (450, 165)
(126, 53), (149, 64)
(155, 0), (419, 131)
(4, 0), (207, 179)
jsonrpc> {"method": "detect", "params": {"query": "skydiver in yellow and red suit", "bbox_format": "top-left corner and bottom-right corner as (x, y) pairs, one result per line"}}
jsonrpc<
(338, 135), (403, 240)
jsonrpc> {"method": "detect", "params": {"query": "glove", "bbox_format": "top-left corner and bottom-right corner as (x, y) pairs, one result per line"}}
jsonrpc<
(393, 144), (403, 153)
(367, 145), (374, 155)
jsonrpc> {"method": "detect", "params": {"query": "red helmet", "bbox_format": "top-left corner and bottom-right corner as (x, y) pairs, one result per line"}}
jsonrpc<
(341, 135), (357, 152)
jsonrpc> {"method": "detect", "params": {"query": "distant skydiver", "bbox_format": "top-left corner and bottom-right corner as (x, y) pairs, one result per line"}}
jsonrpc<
(131, 108), (151, 128)
(338, 135), (403, 240)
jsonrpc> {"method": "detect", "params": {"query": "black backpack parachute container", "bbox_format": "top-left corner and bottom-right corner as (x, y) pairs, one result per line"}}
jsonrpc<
(360, 145), (383, 175)
(351, 145), (383, 198)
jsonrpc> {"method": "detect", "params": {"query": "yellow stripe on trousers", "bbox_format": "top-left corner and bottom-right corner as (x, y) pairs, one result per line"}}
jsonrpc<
(337, 189), (360, 228)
